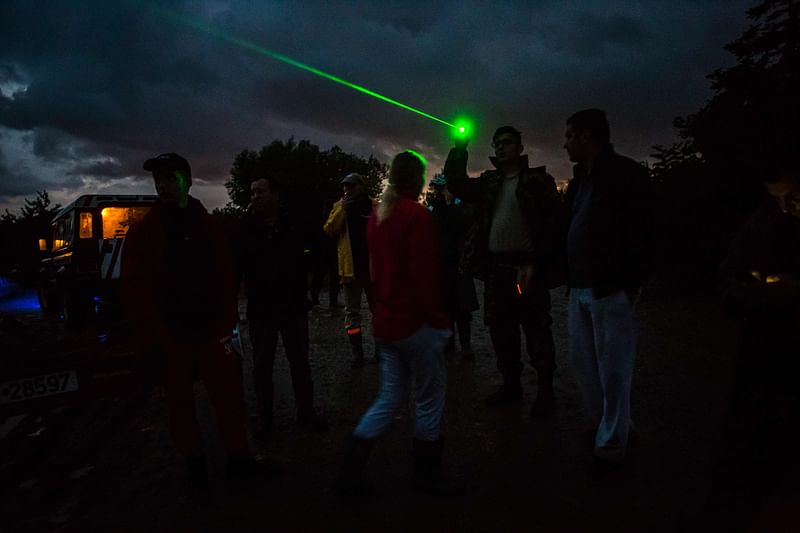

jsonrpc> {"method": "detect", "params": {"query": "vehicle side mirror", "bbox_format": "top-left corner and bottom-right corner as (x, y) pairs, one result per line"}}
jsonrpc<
(101, 241), (113, 254)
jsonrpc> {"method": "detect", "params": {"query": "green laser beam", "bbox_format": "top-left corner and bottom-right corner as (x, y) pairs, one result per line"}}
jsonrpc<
(149, 5), (461, 131)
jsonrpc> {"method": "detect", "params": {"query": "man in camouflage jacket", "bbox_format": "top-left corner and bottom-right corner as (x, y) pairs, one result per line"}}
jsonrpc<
(445, 126), (565, 416)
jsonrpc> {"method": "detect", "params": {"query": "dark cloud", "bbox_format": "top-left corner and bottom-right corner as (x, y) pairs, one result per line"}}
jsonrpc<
(0, 0), (755, 208)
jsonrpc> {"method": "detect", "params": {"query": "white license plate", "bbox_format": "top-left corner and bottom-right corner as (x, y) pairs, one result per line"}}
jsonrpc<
(0, 371), (79, 405)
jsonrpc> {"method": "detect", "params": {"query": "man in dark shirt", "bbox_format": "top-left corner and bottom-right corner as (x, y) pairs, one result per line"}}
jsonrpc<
(235, 177), (327, 435)
(718, 163), (800, 485)
(122, 153), (276, 487)
(563, 109), (654, 465)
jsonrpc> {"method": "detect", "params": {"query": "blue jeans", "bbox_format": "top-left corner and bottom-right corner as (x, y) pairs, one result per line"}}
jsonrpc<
(569, 288), (637, 461)
(353, 325), (450, 441)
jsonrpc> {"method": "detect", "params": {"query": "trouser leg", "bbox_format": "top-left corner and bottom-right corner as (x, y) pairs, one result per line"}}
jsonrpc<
(489, 317), (523, 387)
(456, 312), (472, 351)
(520, 285), (556, 375)
(409, 327), (448, 441)
(328, 273), (340, 306)
(309, 270), (323, 305)
(248, 314), (279, 424)
(162, 346), (203, 456)
(199, 340), (249, 455)
(569, 289), (604, 425)
(343, 280), (364, 331)
(590, 290), (637, 461)
(520, 285), (556, 415)
(353, 343), (409, 439)
(280, 312), (315, 416)
(344, 280), (366, 366)
(486, 266), (523, 387)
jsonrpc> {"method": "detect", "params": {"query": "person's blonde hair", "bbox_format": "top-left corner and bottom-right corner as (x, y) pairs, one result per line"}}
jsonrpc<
(376, 150), (426, 225)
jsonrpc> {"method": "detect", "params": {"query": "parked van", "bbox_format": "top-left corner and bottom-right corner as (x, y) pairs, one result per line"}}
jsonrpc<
(38, 194), (157, 322)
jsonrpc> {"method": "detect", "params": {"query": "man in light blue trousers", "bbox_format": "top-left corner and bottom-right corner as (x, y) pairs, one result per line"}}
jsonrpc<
(562, 109), (654, 464)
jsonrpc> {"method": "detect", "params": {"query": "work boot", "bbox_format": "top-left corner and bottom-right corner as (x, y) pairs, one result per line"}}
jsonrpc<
(297, 410), (330, 432)
(329, 289), (343, 309)
(349, 331), (365, 368)
(483, 383), (523, 406)
(186, 454), (210, 489)
(225, 454), (280, 480)
(530, 371), (555, 417)
(444, 337), (456, 355)
(412, 438), (464, 496)
(254, 416), (272, 441)
(332, 435), (375, 497)
(295, 381), (329, 431)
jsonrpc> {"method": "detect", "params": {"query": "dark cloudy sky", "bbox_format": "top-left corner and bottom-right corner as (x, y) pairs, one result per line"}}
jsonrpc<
(1, 0), (753, 212)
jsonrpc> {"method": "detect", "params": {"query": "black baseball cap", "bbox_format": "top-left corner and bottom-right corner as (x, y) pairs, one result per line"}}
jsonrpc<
(143, 153), (192, 178)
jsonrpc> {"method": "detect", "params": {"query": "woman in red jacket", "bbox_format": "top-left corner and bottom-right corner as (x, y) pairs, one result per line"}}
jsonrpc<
(334, 150), (462, 496)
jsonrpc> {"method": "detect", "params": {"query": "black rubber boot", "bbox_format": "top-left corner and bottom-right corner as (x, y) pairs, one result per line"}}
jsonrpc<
(483, 382), (523, 406)
(225, 453), (281, 480)
(412, 438), (465, 496)
(530, 370), (555, 417)
(332, 435), (375, 497)
(186, 454), (210, 489)
(349, 331), (365, 368)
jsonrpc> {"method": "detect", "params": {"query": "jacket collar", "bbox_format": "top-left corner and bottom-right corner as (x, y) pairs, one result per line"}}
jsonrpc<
(489, 154), (530, 174)
(572, 144), (616, 179)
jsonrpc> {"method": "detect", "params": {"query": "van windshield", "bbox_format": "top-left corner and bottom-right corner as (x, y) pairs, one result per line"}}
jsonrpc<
(100, 207), (151, 239)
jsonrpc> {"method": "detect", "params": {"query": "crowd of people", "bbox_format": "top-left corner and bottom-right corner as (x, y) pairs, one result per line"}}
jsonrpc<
(119, 107), (800, 496)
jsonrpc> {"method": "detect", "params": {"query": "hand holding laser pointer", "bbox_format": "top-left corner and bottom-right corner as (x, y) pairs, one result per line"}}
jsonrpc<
(517, 264), (535, 293)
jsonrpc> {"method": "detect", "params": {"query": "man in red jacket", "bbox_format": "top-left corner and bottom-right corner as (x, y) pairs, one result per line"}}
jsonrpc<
(334, 151), (462, 496)
(121, 152), (276, 488)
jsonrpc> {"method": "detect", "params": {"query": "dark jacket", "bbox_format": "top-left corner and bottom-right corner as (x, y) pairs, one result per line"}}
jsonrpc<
(444, 147), (565, 288)
(345, 193), (372, 279)
(323, 193), (373, 282)
(564, 147), (654, 294)
(121, 196), (237, 344)
(234, 200), (311, 317)
(719, 194), (800, 397)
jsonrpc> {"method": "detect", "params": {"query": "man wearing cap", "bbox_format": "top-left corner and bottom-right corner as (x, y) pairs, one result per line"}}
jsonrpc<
(122, 153), (276, 487)
(324, 172), (375, 368)
(444, 127), (564, 417)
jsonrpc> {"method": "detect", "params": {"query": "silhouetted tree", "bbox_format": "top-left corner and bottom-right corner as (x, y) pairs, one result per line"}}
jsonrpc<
(0, 190), (61, 281)
(648, 0), (799, 288)
(661, 0), (799, 207)
(225, 138), (386, 210)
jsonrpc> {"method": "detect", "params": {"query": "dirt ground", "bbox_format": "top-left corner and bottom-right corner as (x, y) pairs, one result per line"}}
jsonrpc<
(1, 282), (798, 532)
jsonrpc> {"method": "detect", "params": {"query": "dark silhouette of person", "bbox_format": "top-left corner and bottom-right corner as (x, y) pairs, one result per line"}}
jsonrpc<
(334, 151), (462, 497)
(428, 174), (479, 358)
(562, 109), (654, 465)
(718, 160), (800, 487)
(308, 199), (342, 310)
(234, 177), (328, 435)
(121, 153), (277, 488)
(445, 126), (564, 416)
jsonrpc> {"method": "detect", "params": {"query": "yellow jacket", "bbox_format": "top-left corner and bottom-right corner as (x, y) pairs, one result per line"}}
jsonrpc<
(323, 199), (356, 282)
